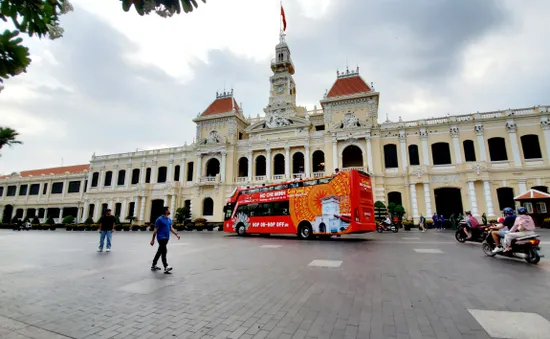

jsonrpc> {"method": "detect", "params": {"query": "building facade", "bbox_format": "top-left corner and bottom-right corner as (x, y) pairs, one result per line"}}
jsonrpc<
(2, 35), (550, 225)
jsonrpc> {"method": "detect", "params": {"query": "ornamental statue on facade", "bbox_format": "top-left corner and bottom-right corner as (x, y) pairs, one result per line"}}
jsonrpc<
(342, 112), (360, 128)
(266, 112), (291, 128)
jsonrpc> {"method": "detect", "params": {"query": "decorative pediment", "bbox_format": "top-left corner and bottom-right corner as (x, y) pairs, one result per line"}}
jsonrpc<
(330, 112), (368, 130)
(245, 115), (310, 134)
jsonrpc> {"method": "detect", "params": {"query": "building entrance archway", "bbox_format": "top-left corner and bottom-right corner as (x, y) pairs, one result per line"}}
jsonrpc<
(150, 199), (165, 223)
(434, 188), (463, 219)
(2, 205), (13, 224)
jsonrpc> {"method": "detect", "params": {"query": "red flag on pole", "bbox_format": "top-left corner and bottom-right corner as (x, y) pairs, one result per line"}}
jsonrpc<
(281, 4), (287, 31)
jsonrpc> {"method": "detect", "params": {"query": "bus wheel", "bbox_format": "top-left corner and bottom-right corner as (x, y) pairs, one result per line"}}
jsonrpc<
(236, 224), (246, 236)
(298, 222), (313, 240)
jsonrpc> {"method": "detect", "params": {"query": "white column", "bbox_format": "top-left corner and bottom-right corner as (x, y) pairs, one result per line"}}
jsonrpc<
(423, 182), (433, 216)
(112, 165), (119, 188)
(80, 177), (86, 199)
(247, 152), (253, 182)
(0, 206), (3, 223)
(133, 197), (138, 218)
(467, 181), (479, 217)
(541, 119), (550, 163)
(99, 168), (105, 190)
(366, 133), (374, 173)
(195, 153), (202, 183)
(83, 201), (89, 221)
(284, 146), (291, 179)
(121, 198), (128, 219)
(62, 179), (67, 199)
(140, 160), (146, 184)
(125, 165), (131, 189)
(399, 132), (407, 171)
(518, 179), (527, 194)
(420, 130), (430, 166)
(221, 151), (227, 183)
(305, 145), (311, 178)
(409, 183), (419, 222)
(86, 169), (93, 192)
(170, 195), (176, 216)
(43, 208), (49, 223)
(451, 128), (462, 164)
(266, 148), (272, 180)
(506, 122), (522, 167)
(139, 197), (146, 221)
(332, 137), (338, 171)
(475, 125), (488, 162)
(163, 195), (168, 208)
(180, 158), (187, 184)
(167, 158), (174, 182)
(108, 199), (113, 210)
(59, 207), (64, 223)
(151, 160), (157, 184)
(483, 181), (495, 217)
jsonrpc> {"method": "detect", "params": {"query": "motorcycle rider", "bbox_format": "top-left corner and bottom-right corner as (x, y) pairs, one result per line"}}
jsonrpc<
(381, 213), (392, 230)
(461, 210), (479, 239)
(503, 207), (536, 252)
(490, 207), (517, 253)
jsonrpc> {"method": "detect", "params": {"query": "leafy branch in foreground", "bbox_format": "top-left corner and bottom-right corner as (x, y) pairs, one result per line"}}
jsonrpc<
(121, 0), (206, 17)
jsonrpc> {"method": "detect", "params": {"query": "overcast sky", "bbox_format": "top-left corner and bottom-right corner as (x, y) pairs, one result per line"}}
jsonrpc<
(1, 0), (549, 174)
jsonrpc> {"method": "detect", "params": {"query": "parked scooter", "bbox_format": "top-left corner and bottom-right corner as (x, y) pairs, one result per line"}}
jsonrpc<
(482, 231), (542, 264)
(376, 222), (398, 233)
(455, 222), (490, 243)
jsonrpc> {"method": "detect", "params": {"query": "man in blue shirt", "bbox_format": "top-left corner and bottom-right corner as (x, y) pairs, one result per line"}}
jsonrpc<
(150, 207), (180, 274)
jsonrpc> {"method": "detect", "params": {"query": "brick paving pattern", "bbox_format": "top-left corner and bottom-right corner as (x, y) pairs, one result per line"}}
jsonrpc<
(1, 229), (550, 338)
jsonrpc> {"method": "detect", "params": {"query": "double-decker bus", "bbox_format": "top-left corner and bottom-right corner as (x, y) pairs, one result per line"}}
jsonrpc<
(223, 169), (376, 239)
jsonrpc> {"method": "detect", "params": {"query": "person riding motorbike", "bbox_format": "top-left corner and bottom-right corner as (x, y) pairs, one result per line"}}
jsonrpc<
(503, 207), (536, 252)
(381, 213), (392, 230)
(490, 207), (516, 253)
(461, 210), (479, 239)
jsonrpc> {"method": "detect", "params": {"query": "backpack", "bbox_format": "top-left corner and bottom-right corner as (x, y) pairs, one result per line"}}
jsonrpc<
(470, 217), (480, 228)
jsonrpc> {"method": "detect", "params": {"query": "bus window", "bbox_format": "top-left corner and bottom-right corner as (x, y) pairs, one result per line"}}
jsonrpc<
(303, 180), (318, 187)
(318, 178), (333, 185)
(224, 204), (234, 221)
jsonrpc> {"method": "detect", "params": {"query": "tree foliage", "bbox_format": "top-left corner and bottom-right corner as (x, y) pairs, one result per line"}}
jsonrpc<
(0, 126), (22, 150)
(121, 0), (206, 17)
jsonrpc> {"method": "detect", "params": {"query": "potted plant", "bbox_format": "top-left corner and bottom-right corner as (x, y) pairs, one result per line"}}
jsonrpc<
(131, 224), (140, 231)
(31, 216), (41, 230)
(44, 216), (55, 230)
(194, 218), (207, 231)
(90, 224), (99, 232)
(175, 207), (190, 224)
(62, 215), (74, 229)
(126, 215), (136, 225)
(140, 225), (147, 231)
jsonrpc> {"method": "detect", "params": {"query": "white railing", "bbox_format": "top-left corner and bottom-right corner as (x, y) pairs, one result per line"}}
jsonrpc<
(385, 168), (399, 174)
(313, 172), (325, 178)
(343, 167), (364, 171)
(273, 174), (285, 181)
(236, 177), (248, 183)
(200, 176), (217, 183)
(292, 173), (304, 179)
(255, 176), (266, 181)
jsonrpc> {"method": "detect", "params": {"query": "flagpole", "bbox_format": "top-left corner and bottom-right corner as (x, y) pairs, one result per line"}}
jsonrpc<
(279, 0), (282, 35)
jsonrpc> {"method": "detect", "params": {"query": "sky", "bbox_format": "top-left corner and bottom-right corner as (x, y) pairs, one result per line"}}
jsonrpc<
(1, 0), (550, 174)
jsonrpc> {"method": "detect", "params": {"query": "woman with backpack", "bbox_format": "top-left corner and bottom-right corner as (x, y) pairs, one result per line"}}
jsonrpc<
(461, 210), (479, 239)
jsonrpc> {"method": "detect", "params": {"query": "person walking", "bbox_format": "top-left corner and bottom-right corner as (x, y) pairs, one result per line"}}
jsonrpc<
(98, 209), (116, 252)
(432, 213), (438, 230)
(419, 214), (426, 232)
(150, 207), (180, 274)
(439, 215), (445, 231)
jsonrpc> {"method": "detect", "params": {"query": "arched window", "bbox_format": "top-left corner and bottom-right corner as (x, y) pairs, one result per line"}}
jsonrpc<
(431, 142), (452, 165)
(174, 165), (180, 182)
(342, 145), (363, 168)
(206, 158), (220, 177)
(91, 172), (99, 187)
(388, 192), (403, 206)
(238, 157), (248, 177)
(312, 150), (325, 172)
(255, 156), (266, 176)
(488, 137), (508, 161)
(408, 145), (420, 166)
(496, 187), (515, 211)
(117, 169), (126, 186)
(273, 154), (285, 175)
(145, 168), (151, 183)
(292, 152), (305, 174)
(104, 171), (113, 187)
(520, 134), (542, 159)
(384, 144), (398, 169)
(131, 168), (140, 185)
(203, 198), (214, 216)
(157, 166), (167, 183)
(463, 140), (476, 162)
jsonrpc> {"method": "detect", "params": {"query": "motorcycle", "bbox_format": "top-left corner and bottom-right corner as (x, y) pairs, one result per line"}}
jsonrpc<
(481, 231), (542, 264)
(455, 223), (490, 243)
(376, 222), (398, 233)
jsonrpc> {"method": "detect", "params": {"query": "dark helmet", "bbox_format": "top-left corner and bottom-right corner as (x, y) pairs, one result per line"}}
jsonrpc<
(517, 207), (527, 215)
(503, 207), (514, 215)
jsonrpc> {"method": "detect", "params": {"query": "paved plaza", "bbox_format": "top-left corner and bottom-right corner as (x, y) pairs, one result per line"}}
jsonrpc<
(1, 229), (550, 339)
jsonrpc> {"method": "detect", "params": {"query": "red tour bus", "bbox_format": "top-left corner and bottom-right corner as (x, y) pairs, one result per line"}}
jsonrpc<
(223, 169), (376, 239)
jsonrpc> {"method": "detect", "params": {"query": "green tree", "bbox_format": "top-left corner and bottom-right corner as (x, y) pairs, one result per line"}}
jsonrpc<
(175, 206), (190, 223)
(122, 0), (207, 17)
(0, 126), (22, 150)
(394, 205), (405, 220)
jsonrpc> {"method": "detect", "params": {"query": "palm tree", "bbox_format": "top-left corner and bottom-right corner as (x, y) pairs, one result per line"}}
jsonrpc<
(0, 127), (22, 150)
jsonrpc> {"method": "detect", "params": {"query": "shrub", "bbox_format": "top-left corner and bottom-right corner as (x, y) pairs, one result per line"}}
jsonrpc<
(482, 213), (488, 226)
(175, 207), (190, 223)
(402, 220), (413, 227)
(31, 216), (40, 225)
(543, 218), (550, 228)
(84, 217), (94, 225)
(374, 201), (386, 208)
(62, 215), (74, 224)
(45, 217), (55, 225)
(115, 215), (121, 225)
(11, 216), (19, 224)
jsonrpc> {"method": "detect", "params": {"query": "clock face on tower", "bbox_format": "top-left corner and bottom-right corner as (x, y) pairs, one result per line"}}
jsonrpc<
(276, 86), (284, 94)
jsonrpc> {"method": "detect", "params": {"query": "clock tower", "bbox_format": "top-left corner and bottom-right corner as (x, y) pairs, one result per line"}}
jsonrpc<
(264, 32), (298, 127)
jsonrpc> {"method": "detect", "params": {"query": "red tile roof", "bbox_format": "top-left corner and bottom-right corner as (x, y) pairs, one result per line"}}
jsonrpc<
(201, 97), (241, 117)
(1, 164), (90, 179)
(327, 75), (371, 98)
(514, 189), (550, 200)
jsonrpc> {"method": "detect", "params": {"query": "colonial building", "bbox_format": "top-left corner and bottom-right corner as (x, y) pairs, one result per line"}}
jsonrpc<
(2, 33), (550, 225)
